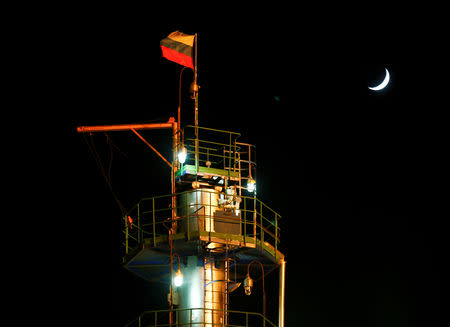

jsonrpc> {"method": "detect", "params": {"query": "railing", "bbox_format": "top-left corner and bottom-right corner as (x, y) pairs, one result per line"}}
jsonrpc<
(123, 189), (281, 259)
(182, 125), (241, 172)
(124, 307), (277, 327)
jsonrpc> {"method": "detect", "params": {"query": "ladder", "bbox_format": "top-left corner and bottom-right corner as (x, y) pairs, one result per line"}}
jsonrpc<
(203, 248), (230, 326)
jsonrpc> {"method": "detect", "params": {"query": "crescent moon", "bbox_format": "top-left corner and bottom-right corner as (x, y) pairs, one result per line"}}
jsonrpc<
(368, 68), (390, 91)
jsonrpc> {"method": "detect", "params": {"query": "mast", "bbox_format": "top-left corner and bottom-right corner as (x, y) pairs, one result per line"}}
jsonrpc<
(77, 31), (286, 327)
(192, 33), (199, 174)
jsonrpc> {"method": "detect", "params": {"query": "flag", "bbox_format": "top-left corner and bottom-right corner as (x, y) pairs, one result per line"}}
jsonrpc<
(160, 31), (195, 69)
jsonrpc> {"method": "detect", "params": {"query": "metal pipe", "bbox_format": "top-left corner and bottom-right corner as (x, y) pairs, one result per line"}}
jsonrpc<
(131, 128), (172, 168)
(278, 259), (286, 327)
(76, 119), (175, 133)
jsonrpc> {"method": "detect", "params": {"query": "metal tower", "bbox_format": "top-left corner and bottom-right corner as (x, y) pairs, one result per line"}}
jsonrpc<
(77, 51), (286, 327)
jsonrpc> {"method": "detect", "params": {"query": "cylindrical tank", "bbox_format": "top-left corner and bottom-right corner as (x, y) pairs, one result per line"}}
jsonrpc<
(177, 256), (205, 325)
(177, 256), (227, 326)
(177, 188), (220, 233)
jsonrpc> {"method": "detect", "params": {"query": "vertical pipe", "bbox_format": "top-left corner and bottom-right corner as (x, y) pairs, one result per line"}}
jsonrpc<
(194, 34), (199, 176)
(186, 192), (190, 240)
(137, 202), (141, 244)
(152, 198), (156, 247)
(172, 122), (178, 232)
(243, 199), (247, 244)
(275, 213), (278, 256)
(260, 201), (264, 245)
(253, 198), (257, 242)
(278, 259), (286, 327)
(125, 216), (129, 254)
(228, 132), (232, 172)
(169, 242), (173, 326)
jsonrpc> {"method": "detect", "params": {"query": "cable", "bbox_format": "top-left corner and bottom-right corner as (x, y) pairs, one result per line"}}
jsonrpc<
(83, 133), (127, 216)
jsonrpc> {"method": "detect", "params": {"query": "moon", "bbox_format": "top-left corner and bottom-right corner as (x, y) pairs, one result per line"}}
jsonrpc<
(368, 68), (390, 91)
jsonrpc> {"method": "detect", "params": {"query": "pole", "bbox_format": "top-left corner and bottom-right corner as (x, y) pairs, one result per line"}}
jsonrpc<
(278, 259), (286, 327)
(193, 33), (199, 175)
(76, 119), (175, 133)
(178, 67), (187, 136)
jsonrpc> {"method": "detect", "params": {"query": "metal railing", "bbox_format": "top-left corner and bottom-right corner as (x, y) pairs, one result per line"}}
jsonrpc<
(124, 307), (277, 327)
(182, 125), (241, 172)
(123, 189), (281, 259)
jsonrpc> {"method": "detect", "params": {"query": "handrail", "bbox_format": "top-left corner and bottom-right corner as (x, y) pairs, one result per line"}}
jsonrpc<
(183, 125), (241, 136)
(124, 307), (277, 327)
(122, 189), (282, 259)
(181, 125), (241, 173)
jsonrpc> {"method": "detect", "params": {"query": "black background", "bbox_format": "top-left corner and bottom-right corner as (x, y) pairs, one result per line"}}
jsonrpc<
(30, 16), (445, 327)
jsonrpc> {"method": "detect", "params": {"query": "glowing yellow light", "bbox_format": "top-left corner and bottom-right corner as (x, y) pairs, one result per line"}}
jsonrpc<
(247, 179), (256, 193)
(174, 269), (183, 287)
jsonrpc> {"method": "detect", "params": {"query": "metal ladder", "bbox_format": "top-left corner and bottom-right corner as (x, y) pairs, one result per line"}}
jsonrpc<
(203, 248), (229, 326)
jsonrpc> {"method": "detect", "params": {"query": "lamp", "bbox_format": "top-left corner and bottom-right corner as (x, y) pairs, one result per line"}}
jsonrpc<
(247, 178), (256, 193)
(173, 253), (183, 287)
(243, 274), (253, 295)
(245, 260), (266, 317)
(178, 147), (187, 164)
(174, 268), (183, 287)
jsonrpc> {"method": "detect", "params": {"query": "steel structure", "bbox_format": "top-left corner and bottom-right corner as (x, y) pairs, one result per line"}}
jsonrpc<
(78, 71), (286, 327)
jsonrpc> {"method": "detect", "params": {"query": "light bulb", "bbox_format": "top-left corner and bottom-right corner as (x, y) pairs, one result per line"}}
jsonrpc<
(174, 269), (183, 287)
(247, 179), (256, 193)
(178, 147), (187, 164)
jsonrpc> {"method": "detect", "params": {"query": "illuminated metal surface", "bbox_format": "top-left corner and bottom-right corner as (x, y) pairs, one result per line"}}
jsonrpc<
(278, 259), (286, 327)
(79, 119), (286, 326)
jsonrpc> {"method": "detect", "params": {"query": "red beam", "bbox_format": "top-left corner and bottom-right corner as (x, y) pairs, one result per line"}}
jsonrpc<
(77, 117), (175, 133)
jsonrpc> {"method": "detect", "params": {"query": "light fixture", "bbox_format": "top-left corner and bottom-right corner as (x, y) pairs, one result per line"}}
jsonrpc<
(174, 268), (183, 287)
(178, 147), (187, 164)
(243, 274), (253, 295)
(245, 260), (266, 317)
(247, 179), (256, 193)
(228, 282), (241, 293)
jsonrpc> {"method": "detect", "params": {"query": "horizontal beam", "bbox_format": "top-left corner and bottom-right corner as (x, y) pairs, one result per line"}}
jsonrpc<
(77, 117), (175, 133)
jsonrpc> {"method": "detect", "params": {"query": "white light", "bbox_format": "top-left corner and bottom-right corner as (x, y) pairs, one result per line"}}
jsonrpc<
(247, 179), (256, 193)
(174, 269), (183, 287)
(178, 147), (187, 164)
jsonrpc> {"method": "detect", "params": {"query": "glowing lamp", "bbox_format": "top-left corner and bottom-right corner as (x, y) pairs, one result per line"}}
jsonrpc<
(174, 268), (183, 287)
(178, 147), (187, 164)
(247, 179), (256, 193)
(243, 274), (253, 295)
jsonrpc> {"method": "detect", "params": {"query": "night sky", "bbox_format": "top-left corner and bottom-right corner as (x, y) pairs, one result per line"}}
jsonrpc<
(53, 21), (445, 327)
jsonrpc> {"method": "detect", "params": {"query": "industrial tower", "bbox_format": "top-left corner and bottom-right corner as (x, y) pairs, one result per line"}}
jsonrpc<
(77, 36), (286, 327)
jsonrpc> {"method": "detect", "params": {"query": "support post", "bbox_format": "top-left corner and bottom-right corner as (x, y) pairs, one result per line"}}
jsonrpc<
(278, 259), (286, 327)
(193, 33), (199, 175)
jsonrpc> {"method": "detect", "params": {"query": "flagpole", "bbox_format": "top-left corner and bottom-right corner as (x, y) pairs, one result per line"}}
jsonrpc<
(193, 33), (199, 174)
